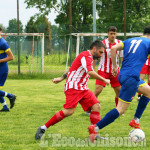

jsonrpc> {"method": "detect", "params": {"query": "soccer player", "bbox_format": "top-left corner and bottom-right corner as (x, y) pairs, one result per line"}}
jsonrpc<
(0, 27), (16, 111)
(35, 40), (110, 140)
(137, 56), (150, 101)
(94, 26), (123, 107)
(88, 26), (150, 142)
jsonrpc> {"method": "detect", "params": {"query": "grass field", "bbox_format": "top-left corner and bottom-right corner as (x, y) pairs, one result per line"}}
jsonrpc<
(0, 79), (150, 150)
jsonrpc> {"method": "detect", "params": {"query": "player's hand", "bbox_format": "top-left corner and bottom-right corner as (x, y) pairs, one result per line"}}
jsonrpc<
(112, 67), (118, 77)
(104, 79), (110, 85)
(52, 77), (63, 84)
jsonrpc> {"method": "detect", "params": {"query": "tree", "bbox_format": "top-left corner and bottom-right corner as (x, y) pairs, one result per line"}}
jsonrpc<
(25, 15), (52, 54)
(6, 19), (24, 52)
(0, 24), (7, 33)
(7, 19), (23, 33)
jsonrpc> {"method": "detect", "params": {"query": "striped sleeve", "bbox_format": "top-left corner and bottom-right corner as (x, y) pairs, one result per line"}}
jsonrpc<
(81, 56), (93, 73)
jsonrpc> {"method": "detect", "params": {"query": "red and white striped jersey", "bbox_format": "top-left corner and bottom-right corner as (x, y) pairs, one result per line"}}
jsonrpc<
(98, 38), (123, 73)
(65, 50), (93, 91)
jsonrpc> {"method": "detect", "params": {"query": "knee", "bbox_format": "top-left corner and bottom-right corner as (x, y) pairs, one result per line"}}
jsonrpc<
(94, 87), (103, 97)
(91, 103), (101, 112)
(116, 107), (125, 115)
(63, 109), (75, 117)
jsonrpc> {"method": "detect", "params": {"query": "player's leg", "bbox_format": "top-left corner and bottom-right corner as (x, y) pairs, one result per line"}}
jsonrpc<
(0, 97), (9, 111)
(129, 81), (150, 128)
(137, 73), (146, 101)
(94, 84), (104, 98)
(80, 90), (101, 125)
(0, 73), (16, 109)
(110, 72), (121, 106)
(113, 86), (121, 106)
(88, 76), (138, 142)
(147, 66), (150, 86)
(85, 71), (106, 116)
(35, 89), (81, 140)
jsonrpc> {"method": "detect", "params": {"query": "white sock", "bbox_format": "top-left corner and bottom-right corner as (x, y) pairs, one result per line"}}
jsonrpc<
(95, 125), (99, 132)
(134, 118), (139, 124)
(2, 101), (7, 106)
(5, 92), (7, 97)
(41, 125), (47, 131)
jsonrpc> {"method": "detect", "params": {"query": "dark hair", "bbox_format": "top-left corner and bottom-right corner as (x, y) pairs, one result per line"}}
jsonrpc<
(108, 26), (117, 32)
(143, 26), (150, 35)
(89, 40), (106, 50)
(0, 27), (2, 31)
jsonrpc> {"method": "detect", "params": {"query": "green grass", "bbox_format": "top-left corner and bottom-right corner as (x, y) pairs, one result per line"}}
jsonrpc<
(0, 79), (150, 150)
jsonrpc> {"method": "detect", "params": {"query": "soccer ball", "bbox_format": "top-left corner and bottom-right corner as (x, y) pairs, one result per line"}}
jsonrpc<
(129, 129), (145, 142)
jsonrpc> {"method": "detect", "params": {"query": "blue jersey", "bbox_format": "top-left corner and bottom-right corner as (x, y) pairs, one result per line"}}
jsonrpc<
(119, 36), (150, 79)
(0, 37), (10, 73)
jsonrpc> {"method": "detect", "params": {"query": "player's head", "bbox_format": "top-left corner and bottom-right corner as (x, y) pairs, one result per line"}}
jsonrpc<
(107, 26), (117, 42)
(90, 40), (106, 60)
(143, 26), (150, 36)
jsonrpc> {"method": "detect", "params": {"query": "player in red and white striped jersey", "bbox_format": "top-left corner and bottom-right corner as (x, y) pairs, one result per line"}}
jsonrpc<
(137, 56), (150, 101)
(35, 40), (110, 140)
(94, 26), (123, 107)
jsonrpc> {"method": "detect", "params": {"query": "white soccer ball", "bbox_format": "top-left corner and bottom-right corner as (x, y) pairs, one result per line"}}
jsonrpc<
(129, 129), (145, 142)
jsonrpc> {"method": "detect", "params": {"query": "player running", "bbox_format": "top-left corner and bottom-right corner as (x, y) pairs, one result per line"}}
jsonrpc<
(88, 26), (150, 143)
(0, 27), (16, 111)
(35, 40), (110, 140)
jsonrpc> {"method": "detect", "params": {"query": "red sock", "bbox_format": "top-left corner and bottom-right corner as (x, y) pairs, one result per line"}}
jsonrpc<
(90, 111), (101, 125)
(148, 83), (150, 86)
(45, 110), (65, 128)
(138, 93), (141, 96)
(115, 97), (118, 106)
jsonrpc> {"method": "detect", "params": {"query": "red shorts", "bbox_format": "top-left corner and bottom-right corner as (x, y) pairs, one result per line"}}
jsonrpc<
(64, 89), (99, 111)
(140, 64), (150, 75)
(96, 70), (120, 87)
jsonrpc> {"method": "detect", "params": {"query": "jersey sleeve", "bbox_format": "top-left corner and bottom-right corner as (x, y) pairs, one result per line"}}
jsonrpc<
(120, 41), (124, 49)
(81, 56), (93, 73)
(2, 42), (10, 52)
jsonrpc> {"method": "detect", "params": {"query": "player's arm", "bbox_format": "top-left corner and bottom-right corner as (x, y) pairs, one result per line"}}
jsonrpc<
(52, 70), (68, 84)
(0, 49), (14, 63)
(88, 71), (110, 85)
(111, 43), (123, 76)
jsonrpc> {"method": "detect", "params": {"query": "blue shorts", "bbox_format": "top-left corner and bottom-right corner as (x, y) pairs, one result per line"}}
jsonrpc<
(118, 75), (146, 103)
(0, 73), (8, 88)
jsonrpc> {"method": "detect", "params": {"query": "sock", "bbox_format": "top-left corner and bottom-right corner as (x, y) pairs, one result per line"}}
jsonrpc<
(96, 108), (119, 129)
(6, 93), (13, 99)
(134, 95), (149, 119)
(148, 83), (150, 86)
(45, 110), (66, 128)
(0, 90), (5, 97)
(41, 125), (47, 131)
(138, 93), (141, 96)
(115, 97), (118, 106)
(90, 111), (101, 125)
(134, 117), (140, 124)
(0, 97), (8, 109)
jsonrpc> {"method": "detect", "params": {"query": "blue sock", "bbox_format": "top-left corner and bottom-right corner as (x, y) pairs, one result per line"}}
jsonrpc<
(96, 108), (119, 129)
(6, 93), (13, 99)
(134, 95), (149, 119)
(0, 97), (8, 109)
(0, 90), (5, 97)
